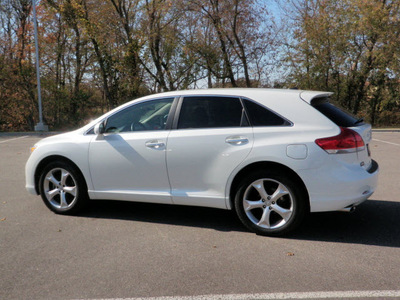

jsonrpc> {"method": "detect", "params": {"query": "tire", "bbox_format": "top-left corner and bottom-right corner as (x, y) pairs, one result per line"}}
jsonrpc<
(234, 170), (307, 236)
(39, 160), (88, 215)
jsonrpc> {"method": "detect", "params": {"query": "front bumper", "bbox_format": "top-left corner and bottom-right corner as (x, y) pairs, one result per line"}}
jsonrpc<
(25, 151), (39, 196)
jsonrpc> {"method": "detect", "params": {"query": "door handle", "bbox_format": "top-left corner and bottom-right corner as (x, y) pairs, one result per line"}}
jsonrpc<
(225, 136), (249, 145)
(145, 140), (165, 150)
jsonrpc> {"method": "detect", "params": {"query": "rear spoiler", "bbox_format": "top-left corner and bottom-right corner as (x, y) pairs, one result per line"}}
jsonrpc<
(300, 91), (334, 104)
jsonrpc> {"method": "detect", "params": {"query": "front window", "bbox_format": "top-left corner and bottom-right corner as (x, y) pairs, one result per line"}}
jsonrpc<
(105, 98), (174, 133)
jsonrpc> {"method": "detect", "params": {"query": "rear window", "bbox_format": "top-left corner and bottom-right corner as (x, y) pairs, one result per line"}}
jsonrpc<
(312, 98), (360, 127)
(178, 96), (245, 129)
(243, 99), (290, 126)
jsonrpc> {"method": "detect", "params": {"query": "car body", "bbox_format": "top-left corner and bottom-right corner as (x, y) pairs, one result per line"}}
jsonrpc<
(25, 88), (379, 235)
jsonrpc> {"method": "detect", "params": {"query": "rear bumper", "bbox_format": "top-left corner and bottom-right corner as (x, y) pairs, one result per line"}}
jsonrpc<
(300, 159), (379, 212)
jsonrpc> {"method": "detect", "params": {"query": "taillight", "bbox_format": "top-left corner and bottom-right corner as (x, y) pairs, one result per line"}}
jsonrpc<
(315, 127), (365, 154)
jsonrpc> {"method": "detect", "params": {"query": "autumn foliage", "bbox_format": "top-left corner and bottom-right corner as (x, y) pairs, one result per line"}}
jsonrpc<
(0, 0), (399, 131)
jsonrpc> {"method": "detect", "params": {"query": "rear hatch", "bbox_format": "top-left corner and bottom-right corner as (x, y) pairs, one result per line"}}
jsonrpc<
(310, 96), (373, 171)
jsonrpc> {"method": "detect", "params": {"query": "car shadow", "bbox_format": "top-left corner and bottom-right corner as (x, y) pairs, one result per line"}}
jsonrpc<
(83, 200), (246, 232)
(80, 199), (400, 247)
(291, 199), (400, 248)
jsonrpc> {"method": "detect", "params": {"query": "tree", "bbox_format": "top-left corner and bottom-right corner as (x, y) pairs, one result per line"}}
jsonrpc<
(283, 0), (400, 124)
(0, 0), (37, 130)
(187, 0), (274, 87)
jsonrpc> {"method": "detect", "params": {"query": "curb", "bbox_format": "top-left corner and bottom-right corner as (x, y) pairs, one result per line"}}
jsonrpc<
(372, 129), (400, 132)
(0, 132), (62, 137)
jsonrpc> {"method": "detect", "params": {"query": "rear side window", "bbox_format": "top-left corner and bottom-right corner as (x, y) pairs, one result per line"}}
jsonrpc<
(178, 96), (245, 129)
(312, 98), (359, 127)
(243, 99), (290, 126)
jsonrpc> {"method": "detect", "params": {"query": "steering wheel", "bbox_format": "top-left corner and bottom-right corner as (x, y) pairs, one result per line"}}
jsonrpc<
(130, 121), (146, 131)
(105, 126), (118, 133)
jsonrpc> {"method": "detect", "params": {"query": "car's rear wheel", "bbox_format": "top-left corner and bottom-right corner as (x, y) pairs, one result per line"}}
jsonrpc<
(39, 161), (88, 214)
(235, 170), (307, 236)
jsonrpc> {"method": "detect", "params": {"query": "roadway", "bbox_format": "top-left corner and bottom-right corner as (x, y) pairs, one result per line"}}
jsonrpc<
(1, 132), (399, 300)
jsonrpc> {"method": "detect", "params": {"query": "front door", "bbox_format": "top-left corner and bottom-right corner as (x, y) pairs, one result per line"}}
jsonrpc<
(88, 97), (175, 203)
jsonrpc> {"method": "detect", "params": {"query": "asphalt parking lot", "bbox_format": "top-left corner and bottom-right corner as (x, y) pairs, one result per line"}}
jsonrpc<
(1, 131), (400, 300)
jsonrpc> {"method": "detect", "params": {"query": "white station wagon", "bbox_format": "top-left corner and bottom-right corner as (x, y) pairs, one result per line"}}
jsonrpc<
(26, 89), (379, 236)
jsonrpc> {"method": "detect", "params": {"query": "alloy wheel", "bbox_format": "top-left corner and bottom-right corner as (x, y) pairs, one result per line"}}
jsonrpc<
(242, 178), (294, 230)
(43, 167), (78, 211)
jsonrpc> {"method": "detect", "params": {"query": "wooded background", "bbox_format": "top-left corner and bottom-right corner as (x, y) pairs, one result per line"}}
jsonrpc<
(1, 0), (399, 131)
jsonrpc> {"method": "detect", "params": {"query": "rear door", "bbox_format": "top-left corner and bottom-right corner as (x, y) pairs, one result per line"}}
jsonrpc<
(349, 123), (372, 171)
(311, 98), (372, 170)
(166, 96), (254, 209)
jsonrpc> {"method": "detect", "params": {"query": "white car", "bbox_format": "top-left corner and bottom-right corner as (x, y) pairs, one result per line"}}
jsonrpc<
(25, 89), (379, 236)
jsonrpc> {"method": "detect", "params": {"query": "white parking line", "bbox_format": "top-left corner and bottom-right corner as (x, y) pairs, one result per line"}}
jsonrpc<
(372, 138), (400, 147)
(0, 135), (28, 144)
(78, 290), (400, 300)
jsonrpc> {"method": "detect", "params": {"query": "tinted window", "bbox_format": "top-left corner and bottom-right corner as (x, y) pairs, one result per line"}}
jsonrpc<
(105, 98), (174, 133)
(312, 98), (359, 127)
(243, 99), (290, 126)
(178, 96), (245, 129)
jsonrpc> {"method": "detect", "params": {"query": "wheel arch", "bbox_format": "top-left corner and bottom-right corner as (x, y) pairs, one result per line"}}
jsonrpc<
(229, 161), (310, 212)
(34, 155), (88, 195)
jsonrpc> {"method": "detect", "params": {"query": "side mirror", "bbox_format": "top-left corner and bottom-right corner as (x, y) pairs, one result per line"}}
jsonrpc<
(94, 120), (105, 135)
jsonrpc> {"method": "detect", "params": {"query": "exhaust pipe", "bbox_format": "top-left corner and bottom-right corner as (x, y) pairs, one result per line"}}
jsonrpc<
(338, 206), (356, 213)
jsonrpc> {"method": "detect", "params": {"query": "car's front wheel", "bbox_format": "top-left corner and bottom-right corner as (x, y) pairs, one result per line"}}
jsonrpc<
(235, 170), (307, 236)
(39, 161), (88, 214)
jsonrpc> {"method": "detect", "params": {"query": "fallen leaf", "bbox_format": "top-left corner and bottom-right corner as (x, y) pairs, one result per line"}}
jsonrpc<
(286, 252), (295, 256)
(0, 217), (6, 221)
